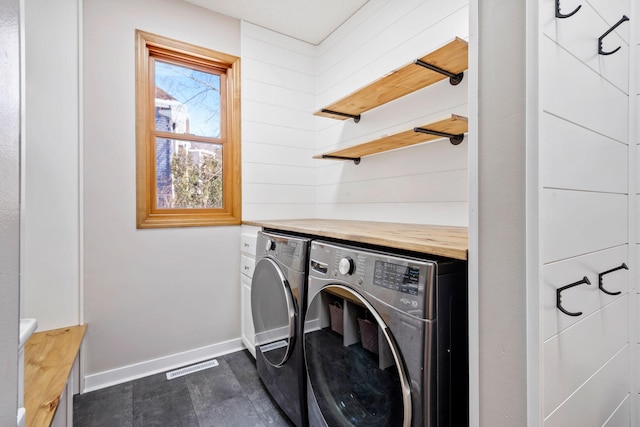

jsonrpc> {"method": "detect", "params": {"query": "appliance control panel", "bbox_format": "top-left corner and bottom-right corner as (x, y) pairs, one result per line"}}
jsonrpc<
(309, 241), (436, 318)
(258, 231), (309, 272)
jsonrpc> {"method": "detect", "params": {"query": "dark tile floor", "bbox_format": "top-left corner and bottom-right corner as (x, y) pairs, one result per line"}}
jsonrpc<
(73, 350), (295, 427)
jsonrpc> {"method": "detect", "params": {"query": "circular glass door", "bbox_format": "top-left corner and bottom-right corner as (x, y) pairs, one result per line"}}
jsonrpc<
(304, 286), (411, 427)
(251, 257), (296, 367)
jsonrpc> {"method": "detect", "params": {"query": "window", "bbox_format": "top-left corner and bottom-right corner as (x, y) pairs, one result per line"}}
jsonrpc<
(135, 30), (241, 228)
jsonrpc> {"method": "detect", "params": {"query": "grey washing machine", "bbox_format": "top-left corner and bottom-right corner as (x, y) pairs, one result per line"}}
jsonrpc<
(251, 231), (310, 427)
(304, 240), (468, 427)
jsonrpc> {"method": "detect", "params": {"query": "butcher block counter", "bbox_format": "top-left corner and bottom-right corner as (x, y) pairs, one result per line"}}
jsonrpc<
(243, 219), (468, 260)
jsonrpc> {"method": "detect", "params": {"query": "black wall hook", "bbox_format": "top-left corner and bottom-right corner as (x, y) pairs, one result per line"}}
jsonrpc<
(598, 15), (629, 55)
(556, 276), (591, 316)
(555, 0), (581, 18)
(598, 263), (628, 296)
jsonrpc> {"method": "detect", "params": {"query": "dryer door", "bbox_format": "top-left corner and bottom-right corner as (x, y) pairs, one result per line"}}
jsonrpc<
(251, 257), (296, 367)
(304, 286), (411, 427)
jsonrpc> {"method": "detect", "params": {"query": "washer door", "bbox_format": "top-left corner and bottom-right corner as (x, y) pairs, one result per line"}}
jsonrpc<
(251, 257), (296, 367)
(304, 286), (411, 427)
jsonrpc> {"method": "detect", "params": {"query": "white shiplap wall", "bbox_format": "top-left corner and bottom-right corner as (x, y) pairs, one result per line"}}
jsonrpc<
(540, 0), (632, 424)
(241, 22), (317, 220)
(315, 0), (469, 226)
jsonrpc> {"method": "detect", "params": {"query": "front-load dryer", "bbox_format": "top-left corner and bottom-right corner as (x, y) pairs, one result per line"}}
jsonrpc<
(251, 231), (309, 427)
(304, 240), (468, 427)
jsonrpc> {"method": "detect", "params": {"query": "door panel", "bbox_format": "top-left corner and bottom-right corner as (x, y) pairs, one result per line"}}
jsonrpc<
(304, 286), (410, 427)
(251, 257), (295, 367)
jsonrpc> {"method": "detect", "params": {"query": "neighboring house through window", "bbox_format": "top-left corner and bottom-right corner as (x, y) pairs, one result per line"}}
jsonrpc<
(135, 30), (241, 228)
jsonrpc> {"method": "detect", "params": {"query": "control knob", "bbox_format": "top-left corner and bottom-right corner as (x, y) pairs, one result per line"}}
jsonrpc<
(265, 239), (276, 252)
(338, 257), (355, 275)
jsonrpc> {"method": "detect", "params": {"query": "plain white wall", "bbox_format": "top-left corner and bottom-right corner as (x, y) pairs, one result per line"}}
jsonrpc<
(82, 0), (243, 387)
(23, 0), (81, 331)
(0, 0), (20, 423)
(315, 0), (469, 226)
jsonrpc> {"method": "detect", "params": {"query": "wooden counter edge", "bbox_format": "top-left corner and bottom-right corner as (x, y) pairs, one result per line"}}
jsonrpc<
(24, 324), (87, 427)
(243, 219), (468, 260)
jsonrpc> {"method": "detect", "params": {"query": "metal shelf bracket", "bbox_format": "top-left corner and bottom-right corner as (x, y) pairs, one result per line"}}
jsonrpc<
(321, 155), (361, 165)
(320, 109), (361, 123)
(413, 59), (464, 85)
(413, 127), (465, 145)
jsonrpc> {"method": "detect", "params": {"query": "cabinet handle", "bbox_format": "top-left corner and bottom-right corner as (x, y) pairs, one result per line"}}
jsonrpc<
(555, 0), (581, 19)
(598, 15), (629, 55)
(244, 265), (250, 270)
(598, 263), (627, 296)
(243, 243), (250, 247)
(556, 276), (591, 317)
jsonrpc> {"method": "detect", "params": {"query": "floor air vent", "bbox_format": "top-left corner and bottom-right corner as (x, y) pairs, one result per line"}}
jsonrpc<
(166, 359), (219, 380)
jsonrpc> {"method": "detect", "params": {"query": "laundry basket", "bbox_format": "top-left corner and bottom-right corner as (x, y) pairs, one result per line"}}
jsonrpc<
(328, 301), (344, 335)
(358, 316), (379, 354)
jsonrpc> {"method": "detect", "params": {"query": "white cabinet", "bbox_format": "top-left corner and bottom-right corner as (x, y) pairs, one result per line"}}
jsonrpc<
(240, 225), (260, 357)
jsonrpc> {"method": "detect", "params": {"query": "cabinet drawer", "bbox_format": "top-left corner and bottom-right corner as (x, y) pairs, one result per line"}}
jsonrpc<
(241, 232), (258, 256)
(241, 254), (255, 278)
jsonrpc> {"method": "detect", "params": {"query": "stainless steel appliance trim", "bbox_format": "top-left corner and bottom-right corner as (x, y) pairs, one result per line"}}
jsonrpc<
(308, 284), (412, 427)
(251, 257), (296, 368)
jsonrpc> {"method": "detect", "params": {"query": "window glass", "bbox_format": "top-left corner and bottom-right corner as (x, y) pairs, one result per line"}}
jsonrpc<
(135, 30), (241, 228)
(154, 60), (221, 138)
(155, 138), (222, 209)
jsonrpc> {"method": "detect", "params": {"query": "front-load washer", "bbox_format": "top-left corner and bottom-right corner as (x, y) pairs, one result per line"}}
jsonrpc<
(304, 240), (468, 427)
(251, 231), (310, 427)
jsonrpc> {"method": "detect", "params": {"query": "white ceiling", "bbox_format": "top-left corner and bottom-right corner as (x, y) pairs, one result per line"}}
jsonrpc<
(184, 0), (370, 45)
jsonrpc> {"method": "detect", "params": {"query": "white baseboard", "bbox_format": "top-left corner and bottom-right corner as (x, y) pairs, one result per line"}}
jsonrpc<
(83, 338), (245, 393)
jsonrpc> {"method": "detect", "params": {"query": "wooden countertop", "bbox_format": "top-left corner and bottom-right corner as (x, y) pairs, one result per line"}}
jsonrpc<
(25, 324), (87, 427)
(243, 219), (468, 260)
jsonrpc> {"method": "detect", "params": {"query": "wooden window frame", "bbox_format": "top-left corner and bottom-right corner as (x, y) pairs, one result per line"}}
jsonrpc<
(135, 30), (241, 228)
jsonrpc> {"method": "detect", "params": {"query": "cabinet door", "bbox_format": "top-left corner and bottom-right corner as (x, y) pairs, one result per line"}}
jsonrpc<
(241, 275), (256, 357)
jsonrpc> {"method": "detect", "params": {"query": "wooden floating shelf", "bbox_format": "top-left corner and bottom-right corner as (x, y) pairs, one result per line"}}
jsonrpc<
(314, 37), (468, 122)
(314, 114), (468, 163)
